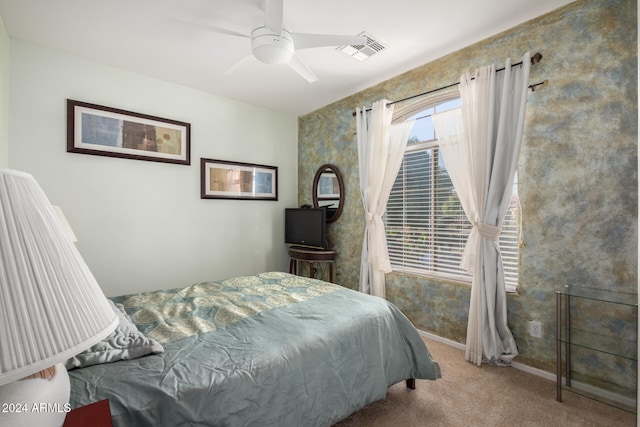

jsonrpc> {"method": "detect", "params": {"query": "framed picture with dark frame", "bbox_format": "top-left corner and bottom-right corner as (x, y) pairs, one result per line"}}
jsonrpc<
(201, 158), (278, 201)
(67, 99), (191, 165)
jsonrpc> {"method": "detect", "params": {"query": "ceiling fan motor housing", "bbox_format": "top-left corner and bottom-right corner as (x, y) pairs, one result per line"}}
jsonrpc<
(251, 27), (294, 64)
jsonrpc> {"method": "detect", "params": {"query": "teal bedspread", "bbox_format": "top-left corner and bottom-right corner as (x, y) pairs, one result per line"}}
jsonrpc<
(69, 272), (440, 426)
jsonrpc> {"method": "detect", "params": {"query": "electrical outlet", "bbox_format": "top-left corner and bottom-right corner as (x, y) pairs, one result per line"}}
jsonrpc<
(529, 320), (542, 338)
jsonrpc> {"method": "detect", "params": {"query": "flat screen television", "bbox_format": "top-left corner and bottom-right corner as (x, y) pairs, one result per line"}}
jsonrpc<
(285, 208), (327, 250)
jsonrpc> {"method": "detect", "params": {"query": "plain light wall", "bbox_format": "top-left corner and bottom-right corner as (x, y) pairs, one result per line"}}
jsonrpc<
(8, 40), (298, 297)
(0, 16), (8, 168)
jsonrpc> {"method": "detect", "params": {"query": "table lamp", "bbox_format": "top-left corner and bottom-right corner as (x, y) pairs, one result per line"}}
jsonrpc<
(0, 169), (118, 426)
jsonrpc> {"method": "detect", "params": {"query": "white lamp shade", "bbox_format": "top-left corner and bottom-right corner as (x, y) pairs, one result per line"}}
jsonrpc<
(52, 206), (78, 243)
(0, 169), (118, 386)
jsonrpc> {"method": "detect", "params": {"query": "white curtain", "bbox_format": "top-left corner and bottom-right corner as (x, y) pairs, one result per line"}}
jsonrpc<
(356, 100), (414, 298)
(432, 52), (531, 366)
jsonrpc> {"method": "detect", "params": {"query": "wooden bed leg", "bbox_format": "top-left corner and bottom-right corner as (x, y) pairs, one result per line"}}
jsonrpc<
(406, 378), (416, 389)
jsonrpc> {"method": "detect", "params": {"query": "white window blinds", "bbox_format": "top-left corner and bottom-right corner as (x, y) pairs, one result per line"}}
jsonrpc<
(386, 141), (472, 281)
(385, 98), (520, 292)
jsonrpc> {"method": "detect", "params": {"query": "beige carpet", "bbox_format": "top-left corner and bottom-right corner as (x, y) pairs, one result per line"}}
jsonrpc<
(334, 337), (636, 427)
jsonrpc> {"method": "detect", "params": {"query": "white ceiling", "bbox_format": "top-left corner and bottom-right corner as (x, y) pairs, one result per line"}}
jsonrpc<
(0, 0), (573, 116)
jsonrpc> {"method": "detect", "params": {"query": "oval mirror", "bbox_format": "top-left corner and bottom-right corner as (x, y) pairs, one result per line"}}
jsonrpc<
(312, 164), (344, 223)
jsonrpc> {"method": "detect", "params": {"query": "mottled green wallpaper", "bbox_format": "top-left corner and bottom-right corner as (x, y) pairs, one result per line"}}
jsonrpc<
(298, 0), (637, 396)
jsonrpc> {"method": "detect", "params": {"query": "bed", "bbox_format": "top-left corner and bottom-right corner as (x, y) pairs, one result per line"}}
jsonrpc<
(68, 272), (441, 426)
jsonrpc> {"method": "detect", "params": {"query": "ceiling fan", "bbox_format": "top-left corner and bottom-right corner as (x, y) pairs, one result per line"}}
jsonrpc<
(186, 0), (367, 83)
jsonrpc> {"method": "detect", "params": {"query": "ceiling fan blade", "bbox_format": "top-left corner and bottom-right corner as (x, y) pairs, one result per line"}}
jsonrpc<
(292, 33), (367, 50)
(287, 53), (318, 83)
(169, 18), (249, 38)
(224, 53), (255, 76)
(264, 0), (284, 34)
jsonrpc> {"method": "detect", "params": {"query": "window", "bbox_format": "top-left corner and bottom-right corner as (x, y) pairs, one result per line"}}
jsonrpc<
(384, 97), (520, 292)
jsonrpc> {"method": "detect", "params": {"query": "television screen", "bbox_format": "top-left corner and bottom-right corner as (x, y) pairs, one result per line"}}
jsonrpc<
(285, 208), (326, 250)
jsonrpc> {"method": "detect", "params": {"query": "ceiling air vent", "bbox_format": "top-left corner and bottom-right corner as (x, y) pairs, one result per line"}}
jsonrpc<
(338, 32), (386, 61)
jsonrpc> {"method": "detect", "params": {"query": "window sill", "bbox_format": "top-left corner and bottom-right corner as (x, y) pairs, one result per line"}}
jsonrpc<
(388, 268), (519, 294)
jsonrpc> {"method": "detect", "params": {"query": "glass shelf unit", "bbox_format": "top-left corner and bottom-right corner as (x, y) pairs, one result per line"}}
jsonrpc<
(556, 285), (638, 413)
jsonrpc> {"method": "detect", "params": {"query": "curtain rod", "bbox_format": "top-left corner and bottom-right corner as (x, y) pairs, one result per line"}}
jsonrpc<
(352, 52), (544, 117)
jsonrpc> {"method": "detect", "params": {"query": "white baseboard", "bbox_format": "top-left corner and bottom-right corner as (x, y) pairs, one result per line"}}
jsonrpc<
(418, 329), (465, 351)
(417, 329), (636, 409)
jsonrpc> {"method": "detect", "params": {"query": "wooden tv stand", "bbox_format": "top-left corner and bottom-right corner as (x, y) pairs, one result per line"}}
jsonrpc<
(288, 247), (336, 283)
